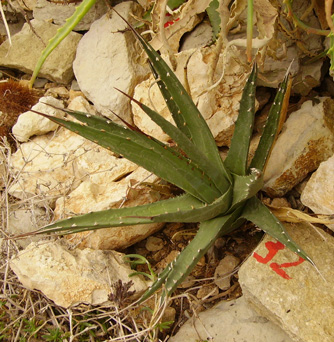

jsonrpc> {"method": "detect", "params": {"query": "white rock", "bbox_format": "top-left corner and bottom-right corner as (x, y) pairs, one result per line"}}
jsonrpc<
(132, 76), (172, 142)
(264, 98), (334, 197)
(169, 297), (294, 342)
(9, 94), (167, 250)
(68, 95), (98, 114)
(9, 96), (102, 202)
(8, 126), (136, 204)
(239, 222), (334, 342)
(133, 46), (250, 146)
(14, 0), (37, 11)
(8, 207), (49, 248)
(73, 3), (150, 124)
(0, 19), (82, 83)
(59, 167), (166, 250)
(33, 0), (107, 30)
(10, 240), (148, 308)
(54, 159), (140, 217)
(301, 153), (334, 230)
(12, 96), (64, 142)
(180, 21), (213, 51)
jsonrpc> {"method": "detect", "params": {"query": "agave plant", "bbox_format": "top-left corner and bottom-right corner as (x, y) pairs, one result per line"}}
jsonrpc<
(30, 12), (315, 302)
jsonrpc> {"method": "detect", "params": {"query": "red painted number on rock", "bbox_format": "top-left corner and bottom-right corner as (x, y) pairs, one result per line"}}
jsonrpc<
(253, 241), (305, 279)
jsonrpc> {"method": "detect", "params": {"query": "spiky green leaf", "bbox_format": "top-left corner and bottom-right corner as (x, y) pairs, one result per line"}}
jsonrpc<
(123, 91), (231, 194)
(249, 69), (290, 171)
(36, 188), (233, 236)
(229, 168), (263, 211)
(224, 63), (257, 175)
(114, 9), (227, 177)
(241, 197), (314, 265)
(41, 112), (221, 203)
(141, 207), (245, 302)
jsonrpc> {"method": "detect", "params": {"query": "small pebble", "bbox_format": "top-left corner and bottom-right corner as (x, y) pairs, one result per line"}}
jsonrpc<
(214, 255), (240, 290)
(197, 284), (219, 299)
(145, 236), (164, 252)
(271, 197), (291, 208)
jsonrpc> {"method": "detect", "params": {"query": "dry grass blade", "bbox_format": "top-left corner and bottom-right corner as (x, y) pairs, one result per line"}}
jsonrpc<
(268, 205), (334, 226)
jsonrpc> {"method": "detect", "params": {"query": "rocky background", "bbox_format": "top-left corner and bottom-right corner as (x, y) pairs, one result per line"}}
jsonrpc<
(1, 0), (334, 341)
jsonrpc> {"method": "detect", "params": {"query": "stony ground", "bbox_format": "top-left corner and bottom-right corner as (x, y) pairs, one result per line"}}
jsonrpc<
(1, 1), (334, 341)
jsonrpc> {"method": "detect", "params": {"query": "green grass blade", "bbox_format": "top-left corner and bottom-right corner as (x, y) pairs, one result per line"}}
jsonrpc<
(241, 197), (315, 266)
(246, 0), (254, 63)
(29, 0), (96, 87)
(224, 63), (257, 175)
(249, 70), (290, 171)
(40, 112), (221, 203)
(140, 207), (244, 301)
(114, 9), (227, 177)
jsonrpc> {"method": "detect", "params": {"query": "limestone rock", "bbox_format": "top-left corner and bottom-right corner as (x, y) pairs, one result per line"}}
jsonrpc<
(33, 0), (107, 30)
(10, 240), (148, 308)
(301, 153), (334, 230)
(264, 98), (334, 197)
(45, 86), (69, 99)
(9, 94), (166, 250)
(59, 167), (166, 250)
(180, 21), (213, 51)
(14, 0), (37, 11)
(12, 96), (64, 142)
(73, 2), (150, 124)
(8, 96), (134, 203)
(8, 128), (112, 202)
(8, 206), (49, 248)
(0, 11), (25, 38)
(0, 19), (81, 83)
(239, 222), (334, 342)
(169, 296), (294, 342)
(133, 46), (250, 146)
(214, 255), (240, 290)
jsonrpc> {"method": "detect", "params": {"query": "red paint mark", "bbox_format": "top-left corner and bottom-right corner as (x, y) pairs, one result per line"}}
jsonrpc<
(164, 17), (180, 28)
(253, 240), (305, 279)
(253, 241), (285, 263)
(270, 257), (305, 280)
(270, 263), (293, 279)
